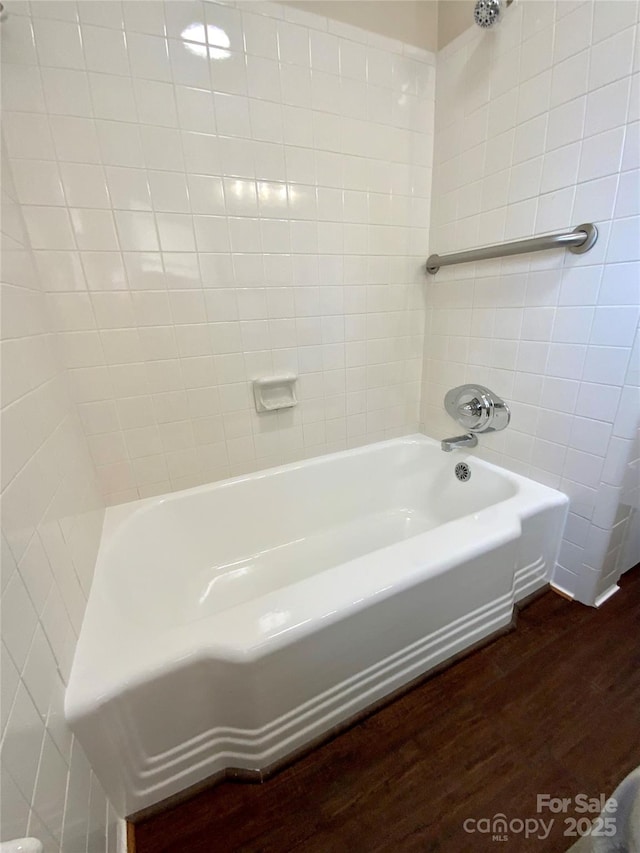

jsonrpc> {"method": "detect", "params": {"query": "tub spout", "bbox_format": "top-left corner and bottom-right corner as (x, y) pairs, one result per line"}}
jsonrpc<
(441, 433), (478, 452)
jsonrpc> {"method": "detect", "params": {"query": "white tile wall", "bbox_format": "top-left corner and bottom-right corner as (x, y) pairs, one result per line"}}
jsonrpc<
(422, 0), (640, 605)
(2, 0), (435, 505)
(1, 2), (636, 846)
(0, 146), (117, 850)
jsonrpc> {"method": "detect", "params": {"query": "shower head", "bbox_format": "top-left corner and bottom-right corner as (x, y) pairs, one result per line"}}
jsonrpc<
(473, 0), (512, 29)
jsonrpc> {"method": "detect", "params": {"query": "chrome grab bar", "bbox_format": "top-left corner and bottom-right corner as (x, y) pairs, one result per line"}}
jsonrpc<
(426, 223), (598, 275)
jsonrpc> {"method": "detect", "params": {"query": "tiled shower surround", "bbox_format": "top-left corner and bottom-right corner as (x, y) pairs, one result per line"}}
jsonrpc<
(0, 1), (638, 851)
(421, 0), (639, 604)
(2, 0), (435, 504)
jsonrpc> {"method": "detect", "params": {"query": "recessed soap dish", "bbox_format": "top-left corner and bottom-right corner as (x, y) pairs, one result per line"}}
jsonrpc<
(253, 375), (298, 413)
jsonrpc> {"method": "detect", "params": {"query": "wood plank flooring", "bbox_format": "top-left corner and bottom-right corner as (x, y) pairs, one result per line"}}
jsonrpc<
(133, 567), (640, 853)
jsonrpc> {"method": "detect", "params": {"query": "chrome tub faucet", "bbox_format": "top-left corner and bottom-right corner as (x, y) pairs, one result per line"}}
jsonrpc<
(441, 433), (479, 452)
(440, 384), (510, 452)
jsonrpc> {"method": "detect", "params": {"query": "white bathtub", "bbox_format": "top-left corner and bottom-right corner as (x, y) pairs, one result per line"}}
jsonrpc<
(66, 434), (568, 817)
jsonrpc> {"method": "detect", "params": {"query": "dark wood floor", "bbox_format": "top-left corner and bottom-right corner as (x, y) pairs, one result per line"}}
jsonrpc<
(134, 567), (640, 853)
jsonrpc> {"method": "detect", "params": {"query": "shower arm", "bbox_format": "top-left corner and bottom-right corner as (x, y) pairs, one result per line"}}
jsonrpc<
(425, 223), (598, 275)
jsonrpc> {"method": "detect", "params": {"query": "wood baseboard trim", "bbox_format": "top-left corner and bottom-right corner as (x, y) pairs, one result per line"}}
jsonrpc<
(126, 820), (137, 853)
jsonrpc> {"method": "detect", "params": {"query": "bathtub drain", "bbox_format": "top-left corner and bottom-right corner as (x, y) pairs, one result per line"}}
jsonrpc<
(455, 462), (471, 482)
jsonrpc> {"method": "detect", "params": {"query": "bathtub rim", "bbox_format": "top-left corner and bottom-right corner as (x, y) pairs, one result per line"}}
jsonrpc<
(100, 432), (528, 538)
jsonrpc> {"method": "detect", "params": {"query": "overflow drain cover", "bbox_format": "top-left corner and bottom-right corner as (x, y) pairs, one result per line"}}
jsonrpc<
(455, 462), (471, 482)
